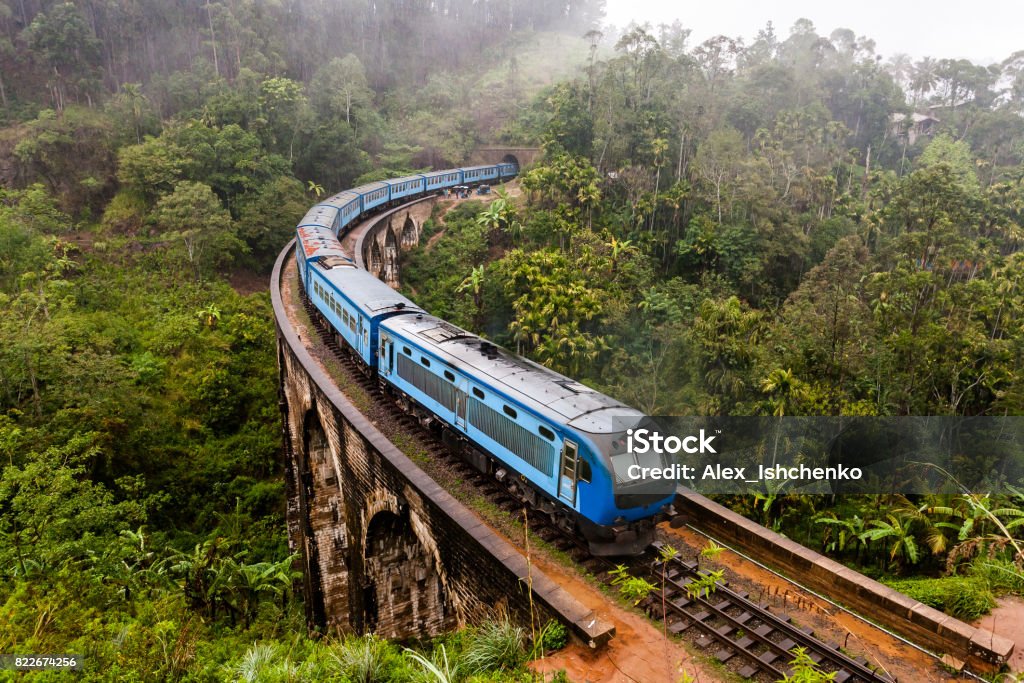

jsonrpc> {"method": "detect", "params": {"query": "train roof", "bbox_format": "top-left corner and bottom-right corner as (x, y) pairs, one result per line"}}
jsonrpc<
(296, 225), (350, 264)
(298, 205), (337, 230)
(317, 191), (359, 208)
(382, 175), (424, 186)
(351, 181), (388, 196)
(321, 267), (422, 317)
(459, 165), (498, 172)
(381, 314), (643, 434)
(423, 169), (460, 178)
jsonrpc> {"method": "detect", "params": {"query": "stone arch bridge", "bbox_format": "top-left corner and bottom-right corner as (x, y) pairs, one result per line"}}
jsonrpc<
(272, 236), (611, 643)
(355, 199), (432, 287)
(356, 152), (537, 287)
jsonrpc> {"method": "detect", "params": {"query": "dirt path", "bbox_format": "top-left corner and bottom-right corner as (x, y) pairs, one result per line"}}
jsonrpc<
(527, 556), (707, 683)
(975, 596), (1024, 673)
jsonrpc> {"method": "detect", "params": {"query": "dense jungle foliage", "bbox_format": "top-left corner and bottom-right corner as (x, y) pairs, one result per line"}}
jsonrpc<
(2, 0), (1024, 677)
(400, 22), (1024, 617)
(0, 0), (595, 679)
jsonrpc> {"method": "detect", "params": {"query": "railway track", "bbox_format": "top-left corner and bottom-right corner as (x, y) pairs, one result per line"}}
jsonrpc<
(639, 546), (892, 682)
(298, 284), (893, 683)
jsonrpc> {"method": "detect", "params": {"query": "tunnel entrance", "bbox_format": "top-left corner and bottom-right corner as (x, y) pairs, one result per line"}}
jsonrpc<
(363, 509), (451, 638)
(502, 153), (520, 169)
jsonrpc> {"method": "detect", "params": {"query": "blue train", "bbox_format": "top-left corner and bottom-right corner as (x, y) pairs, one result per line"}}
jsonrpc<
(295, 163), (680, 555)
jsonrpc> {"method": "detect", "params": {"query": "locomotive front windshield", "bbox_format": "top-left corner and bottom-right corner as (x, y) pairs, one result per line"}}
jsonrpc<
(606, 417), (674, 488)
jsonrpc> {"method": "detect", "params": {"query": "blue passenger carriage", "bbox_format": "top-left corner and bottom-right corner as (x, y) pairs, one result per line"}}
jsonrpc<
(353, 181), (390, 213)
(376, 314), (676, 555)
(301, 238), (421, 367)
(497, 162), (518, 178)
(460, 165), (499, 184)
(423, 170), (462, 192)
(384, 175), (426, 202)
(314, 191), (361, 234)
(295, 221), (344, 286)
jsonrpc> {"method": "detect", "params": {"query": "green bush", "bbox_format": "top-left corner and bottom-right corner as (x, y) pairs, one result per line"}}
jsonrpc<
(970, 558), (1024, 596)
(885, 577), (996, 621)
(462, 619), (526, 675)
(538, 620), (568, 652)
(327, 635), (402, 683)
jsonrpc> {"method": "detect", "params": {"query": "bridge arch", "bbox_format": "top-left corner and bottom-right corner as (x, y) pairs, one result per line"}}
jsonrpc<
(400, 214), (417, 249)
(362, 506), (452, 638)
(368, 239), (383, 278)
(298, 406), (346, 631)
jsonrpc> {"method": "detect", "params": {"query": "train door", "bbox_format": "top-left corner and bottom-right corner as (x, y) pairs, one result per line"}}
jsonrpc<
(454, 384), (468, 430)
(379, 334), (394, 377)
(558, 440), (579, 506)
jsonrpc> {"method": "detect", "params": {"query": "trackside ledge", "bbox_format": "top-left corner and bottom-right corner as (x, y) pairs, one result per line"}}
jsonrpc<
(674, 487), (1014, 672)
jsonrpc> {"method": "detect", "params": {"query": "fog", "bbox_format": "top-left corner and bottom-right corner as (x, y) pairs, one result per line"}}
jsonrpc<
(604, 0), (1024, 63)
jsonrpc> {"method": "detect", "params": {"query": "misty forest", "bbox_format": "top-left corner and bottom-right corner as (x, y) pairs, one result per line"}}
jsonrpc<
(3, 0), (1024, 680)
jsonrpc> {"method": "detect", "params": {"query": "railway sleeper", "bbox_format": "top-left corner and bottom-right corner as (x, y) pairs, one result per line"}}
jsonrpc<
(668, 619), (691, 635)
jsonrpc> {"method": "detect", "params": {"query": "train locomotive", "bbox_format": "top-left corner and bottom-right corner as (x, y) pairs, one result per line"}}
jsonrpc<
(294, 163), (680, 556)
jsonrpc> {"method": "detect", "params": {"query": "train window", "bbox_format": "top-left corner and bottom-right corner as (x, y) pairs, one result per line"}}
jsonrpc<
(420, 356), (431, 367)
(444, 370), (455, 381)
(579, 459), (592, 483)
(538, 426), (555, 441)
(403, 346), (411, 356)
(503, 405), (517, 419)
(472, 387), (484, 399)
(467, 398), (554, 475)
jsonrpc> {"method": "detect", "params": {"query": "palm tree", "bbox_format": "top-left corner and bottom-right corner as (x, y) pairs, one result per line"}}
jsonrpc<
(457, 266), (486, 329)
(476, 202), (504, 233)
(759, 368), (807, 416)
(860, 513), (920, 571)
(606, 236), (635, 276)
(815, 513), (868, 562)
(910, 57), (939, 106)
(118, 83), (148, 144)
(929, 494), (1024, 569)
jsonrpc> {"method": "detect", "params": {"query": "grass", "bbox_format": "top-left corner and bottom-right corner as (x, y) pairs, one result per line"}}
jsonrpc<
(461, 620), (527, 675)
(883, 576), (996, 621)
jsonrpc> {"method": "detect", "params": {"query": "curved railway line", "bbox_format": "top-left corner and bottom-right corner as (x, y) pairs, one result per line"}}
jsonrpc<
(289, 195), (896, 681)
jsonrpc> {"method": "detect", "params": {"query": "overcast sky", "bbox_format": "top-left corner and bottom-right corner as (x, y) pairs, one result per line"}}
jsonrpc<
(603, 0), (1024, 65)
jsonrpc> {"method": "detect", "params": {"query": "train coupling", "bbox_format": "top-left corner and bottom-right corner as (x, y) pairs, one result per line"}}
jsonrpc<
(660, 502), (687, 529)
